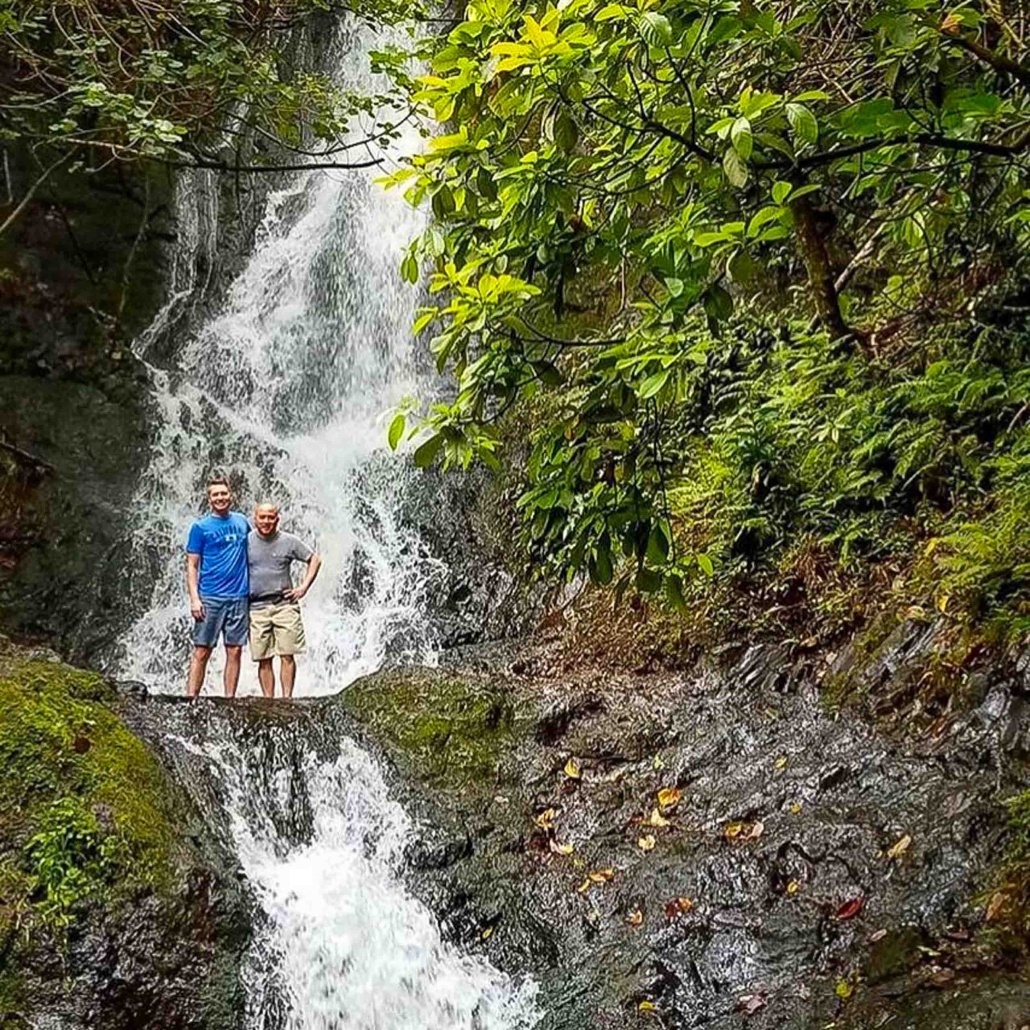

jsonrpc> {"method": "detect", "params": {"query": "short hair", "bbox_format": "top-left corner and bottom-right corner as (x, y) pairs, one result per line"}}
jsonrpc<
(254, 502), (280, 514)
(207, 474), (230, 491)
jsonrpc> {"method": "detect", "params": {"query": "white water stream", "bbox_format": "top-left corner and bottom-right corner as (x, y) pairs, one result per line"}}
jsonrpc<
(120, 21), (540, 1029)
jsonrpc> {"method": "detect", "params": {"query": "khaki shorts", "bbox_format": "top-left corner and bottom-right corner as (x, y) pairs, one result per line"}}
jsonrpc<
(249, 601), (306, 661)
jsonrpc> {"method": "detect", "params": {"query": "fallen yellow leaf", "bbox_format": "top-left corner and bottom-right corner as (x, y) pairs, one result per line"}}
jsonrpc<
(774, 756), (788, 771)
(790, 802), (803, 815)
(534, 808), (557, 831)
(985, 891), (1008, 922)
(638, 1000), (656, 1013)
(724, 821), (744, 840)
(481, 925), (494, 940)
(576, 877), (592, 893)
(648, 808), (670, 828)
(549, 839), (574, 856)
(588, 868), (615, 883)
(657, 786), (683, 811)
(787, 880), (801, 895)
(638, 834), (657, 851)
(564, 758), (581, 779)
(887, 833), (912, 860)
(625, 908), (644, 927)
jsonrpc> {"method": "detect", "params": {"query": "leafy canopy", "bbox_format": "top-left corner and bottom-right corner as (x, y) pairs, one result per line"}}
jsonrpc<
(0, 0), (417, 171)
(381, 0), (1030, 627)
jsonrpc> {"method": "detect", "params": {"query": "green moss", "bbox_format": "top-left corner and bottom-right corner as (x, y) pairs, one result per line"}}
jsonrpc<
(989, 789), (1030, 941)
(0, 658), (177, 947)
(340, 670), (515, 793)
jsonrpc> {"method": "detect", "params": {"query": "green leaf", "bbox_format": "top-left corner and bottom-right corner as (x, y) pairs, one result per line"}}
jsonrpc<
(388, 414), (406, 450)
(703, 284), (733, 322)
(476, 166), (498, 201)
(723, 146), (748, 187)
(638, 11), (673, 45)
(747, 206), (782, 238)
(401, 252), (419, 284)
(431, 184), (455, 219)
(786, 103), (818, 145)
(593, 544), (613, 585)
(412, 308), (437, 334)
(697, 553), (715, 576)
(638, 369), (671, 399)
(553, 111), (579, 153)
(413, 434), (445, 468)
(636, 566), (663, 593)
(730, 117), (753, 160)
(646, 523), (670, 564)
(772, 180), (792, 205)
(664, 574), (688, 614)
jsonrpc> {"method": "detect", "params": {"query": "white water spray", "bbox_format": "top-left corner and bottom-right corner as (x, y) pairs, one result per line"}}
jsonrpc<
(120, 20), (539, 1029)
(124, 23), (445, 697)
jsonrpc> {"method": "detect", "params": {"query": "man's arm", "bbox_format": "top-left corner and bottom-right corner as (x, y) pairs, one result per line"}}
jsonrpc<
(185, 553), (204, 620)
(285, 552), (321, 601)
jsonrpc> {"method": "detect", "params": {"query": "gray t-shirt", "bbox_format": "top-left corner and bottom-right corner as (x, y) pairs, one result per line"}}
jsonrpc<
(247, 530), (314, 606)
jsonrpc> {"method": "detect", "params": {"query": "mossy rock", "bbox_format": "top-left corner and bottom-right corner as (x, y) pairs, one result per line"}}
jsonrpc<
(0, 651), (249, 1028)
(339, 668), (517, 794)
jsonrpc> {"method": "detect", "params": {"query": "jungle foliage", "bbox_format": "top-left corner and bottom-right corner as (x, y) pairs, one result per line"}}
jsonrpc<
(0, 0), (414, 214)
(382, 0), (1030, 644)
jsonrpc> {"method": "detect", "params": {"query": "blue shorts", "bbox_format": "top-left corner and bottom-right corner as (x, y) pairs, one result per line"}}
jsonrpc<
(192, 596), (249, 648)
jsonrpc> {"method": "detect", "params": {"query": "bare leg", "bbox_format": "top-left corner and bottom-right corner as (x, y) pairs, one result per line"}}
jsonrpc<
(257, 658), (276, 698)
(187, 646), (212, 698)
(280, 655), (297, 699)
(224, 645), (242, 698)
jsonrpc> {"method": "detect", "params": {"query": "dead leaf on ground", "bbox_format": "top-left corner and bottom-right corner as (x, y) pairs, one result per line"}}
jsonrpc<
(868, 928), (888, 943)
(725, 820), (764, 843)
(638, 834), (656, 852)
(638, 1000), (657, 1014)
(657, 786), (683, 811)
(564, 758), (581, 779)
(481, 925), (494, 940)
(735, 993), (766, 1015)
(549, 839), (574, 856)
(985, 891), (1008, 922)
(534, 808), (557, 831)
(886, 833), (912, 860)
(836, 896), (864, 921)
(625, 908), (644, 927)
(664, 896), (694, 920)
(774, 756), (788, 771)
(940, 11), (961, 33)
(648, 808), (670, 828)
(786, 880), (801, 896)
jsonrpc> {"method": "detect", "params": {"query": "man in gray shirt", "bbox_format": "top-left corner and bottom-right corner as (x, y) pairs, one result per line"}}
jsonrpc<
(248, 503), (322, 698)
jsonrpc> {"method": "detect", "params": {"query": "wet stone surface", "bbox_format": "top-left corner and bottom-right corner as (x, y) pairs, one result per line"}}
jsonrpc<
(340, 639), (1030, 1029)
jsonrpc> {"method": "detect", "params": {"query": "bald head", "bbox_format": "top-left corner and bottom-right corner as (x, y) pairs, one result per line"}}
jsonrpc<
(253, 504), (280, 537)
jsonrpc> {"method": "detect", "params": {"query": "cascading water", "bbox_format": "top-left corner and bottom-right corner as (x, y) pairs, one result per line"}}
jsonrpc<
(124, 22), (446, 699)
(119, 19), (539, 1029)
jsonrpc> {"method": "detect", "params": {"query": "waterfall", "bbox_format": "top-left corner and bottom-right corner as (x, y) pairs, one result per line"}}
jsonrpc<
(123, 19), (446, 698)
(119, 18), (540, 1029)
(150, 703), (539, 1030)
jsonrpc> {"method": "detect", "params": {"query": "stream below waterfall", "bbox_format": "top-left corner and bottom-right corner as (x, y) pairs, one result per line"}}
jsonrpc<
(117, 20), (541, 1030)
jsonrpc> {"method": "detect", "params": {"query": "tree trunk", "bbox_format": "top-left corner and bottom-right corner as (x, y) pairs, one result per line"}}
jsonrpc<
(792, 193), (851, 342)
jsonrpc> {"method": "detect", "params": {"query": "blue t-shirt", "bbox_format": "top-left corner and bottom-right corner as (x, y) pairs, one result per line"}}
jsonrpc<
(186, 512), (249, 599)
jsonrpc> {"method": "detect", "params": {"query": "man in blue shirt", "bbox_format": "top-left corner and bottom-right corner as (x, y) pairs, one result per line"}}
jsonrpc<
(185, 475), (250, 698)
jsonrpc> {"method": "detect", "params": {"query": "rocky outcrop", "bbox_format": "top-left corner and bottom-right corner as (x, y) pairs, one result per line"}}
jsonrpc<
(0, 643), (251, 1028)
(338, 630), (1030, 1029)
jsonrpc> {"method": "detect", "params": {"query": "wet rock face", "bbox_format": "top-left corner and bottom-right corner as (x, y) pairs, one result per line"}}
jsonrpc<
(0, 651), (252, 1029)
(341, 640), (1030, 1029)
